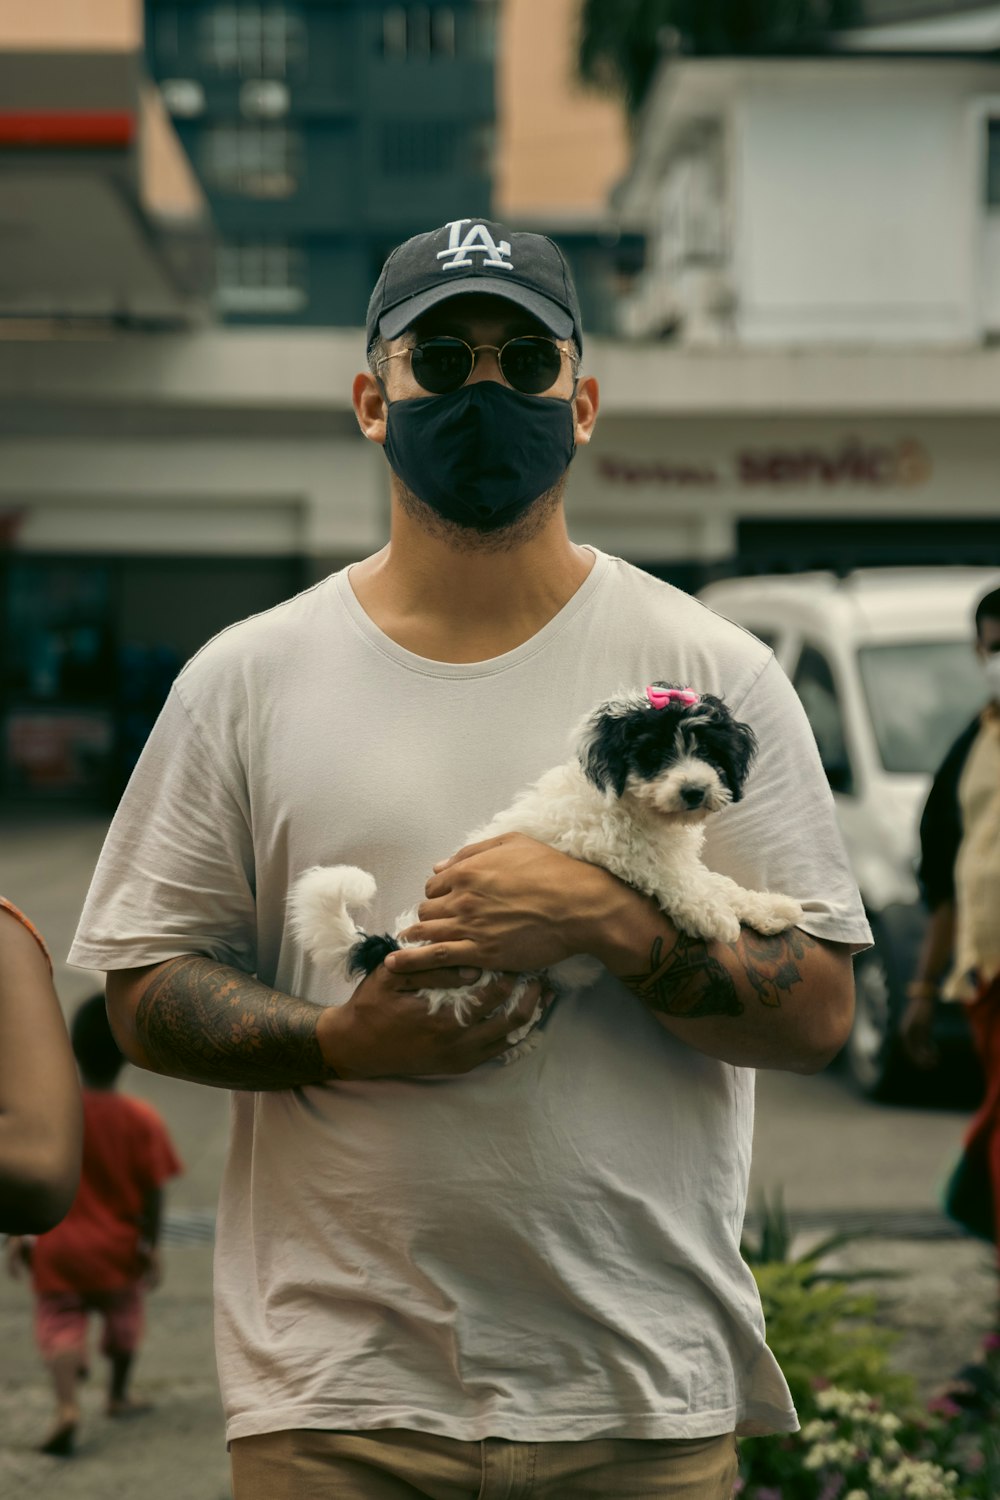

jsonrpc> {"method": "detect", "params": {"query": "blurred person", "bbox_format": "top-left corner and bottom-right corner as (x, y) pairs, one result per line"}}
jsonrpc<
(0, 897), (81, 1233)
(6, 993), (182, 1457)
(69, 220), (869, 1500)
(902, 584), (1000, 1404)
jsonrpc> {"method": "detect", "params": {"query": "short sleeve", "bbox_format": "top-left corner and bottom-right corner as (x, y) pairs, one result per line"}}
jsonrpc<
(68, 687), (258, 974)
(702, 655), (872, 950)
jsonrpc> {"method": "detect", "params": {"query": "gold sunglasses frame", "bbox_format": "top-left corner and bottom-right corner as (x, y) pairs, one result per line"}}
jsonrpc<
(375, 335), (579, 394)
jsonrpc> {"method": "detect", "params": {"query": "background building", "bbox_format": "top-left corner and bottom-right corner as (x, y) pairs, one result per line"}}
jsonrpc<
(145, 0), (499, 325)
(143, 0), (640, 332)
(5, 0), (1000, 807)
(492, 0), (641, 335)
(0, 0), (213, 325)
(605, 11), (1000, 583)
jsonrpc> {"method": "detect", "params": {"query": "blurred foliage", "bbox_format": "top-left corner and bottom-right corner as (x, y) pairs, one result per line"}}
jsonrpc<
(751, 1257), (916, 1415)
(737, 1191), (1000, 1497)
(577, 0), (864, 118)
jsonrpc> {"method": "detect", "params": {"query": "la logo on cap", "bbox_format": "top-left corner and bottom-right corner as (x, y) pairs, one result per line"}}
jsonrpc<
(436, 219), (514, 273)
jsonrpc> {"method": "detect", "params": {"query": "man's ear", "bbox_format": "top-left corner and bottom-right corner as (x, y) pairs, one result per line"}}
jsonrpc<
(353, 371), (387, 445)
(572, 374), (599, 447)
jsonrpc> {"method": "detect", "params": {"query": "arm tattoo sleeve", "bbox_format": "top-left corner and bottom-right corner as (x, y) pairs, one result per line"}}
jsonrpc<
(135, 955), (329, 1090)
(620, 926), (814, 1020)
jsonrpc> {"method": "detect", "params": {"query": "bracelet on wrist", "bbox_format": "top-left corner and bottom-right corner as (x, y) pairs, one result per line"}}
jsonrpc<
(906, 980), (940, 1002)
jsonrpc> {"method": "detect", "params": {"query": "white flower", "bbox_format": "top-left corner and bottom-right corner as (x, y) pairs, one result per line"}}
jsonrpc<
(816, 1386), (865, 1416)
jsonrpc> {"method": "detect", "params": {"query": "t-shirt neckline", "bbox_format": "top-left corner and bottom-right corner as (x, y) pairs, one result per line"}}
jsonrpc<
(335, 547), (609, 679)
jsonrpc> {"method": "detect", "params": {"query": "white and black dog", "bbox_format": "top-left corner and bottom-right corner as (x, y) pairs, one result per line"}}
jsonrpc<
(288, 685), (803, 1061)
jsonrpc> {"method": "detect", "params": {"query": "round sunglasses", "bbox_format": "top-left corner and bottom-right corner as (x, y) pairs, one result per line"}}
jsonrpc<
(377, 335), (577, 396)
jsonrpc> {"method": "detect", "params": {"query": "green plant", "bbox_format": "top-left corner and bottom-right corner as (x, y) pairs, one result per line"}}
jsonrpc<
(752, 1258), (916, 1417)
(735, 1192), (1000, 1498)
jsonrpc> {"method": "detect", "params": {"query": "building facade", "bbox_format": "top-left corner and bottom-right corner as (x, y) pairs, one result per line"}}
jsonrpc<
(145, 0), (498, 325)
(606, 31), (1000, 585)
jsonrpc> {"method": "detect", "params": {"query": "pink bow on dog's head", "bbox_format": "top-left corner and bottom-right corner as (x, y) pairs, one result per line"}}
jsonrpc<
(646, 686), (700, 711)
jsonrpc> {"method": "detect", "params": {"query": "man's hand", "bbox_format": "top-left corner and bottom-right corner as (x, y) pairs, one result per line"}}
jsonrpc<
(137, 1242), (163, 1291)
(383, 833), (628, 976)
(900, 990), (940, 1071)
(317, 955), (551, 1079)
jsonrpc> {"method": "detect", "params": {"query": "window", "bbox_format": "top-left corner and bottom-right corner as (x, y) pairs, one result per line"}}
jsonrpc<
(407, 5), (431, 56)
(200, 124), (302, 197)
(153, 7), (181, 63)
(197, 5), (306, 78)
(465, 0), (497, 61)
(380, 120), (458, 175)
(215, 240), (308, 313)
(792, 644), (853, 793)
(986, 120), (1000, 208)
(381, 6), (460, 58)
(431, 7), (456, 56)
(382, 6), (408, 56)
(857, 641), (986, 774)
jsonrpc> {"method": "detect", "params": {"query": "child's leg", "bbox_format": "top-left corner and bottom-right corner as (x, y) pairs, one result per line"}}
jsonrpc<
(98, 1285), (151, 1417)
(108, 1349), (134, 1408)
(34, 1293), (87, 1454)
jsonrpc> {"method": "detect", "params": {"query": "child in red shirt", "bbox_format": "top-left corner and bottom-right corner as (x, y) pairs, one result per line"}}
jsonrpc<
(6, 992), (182, 1457)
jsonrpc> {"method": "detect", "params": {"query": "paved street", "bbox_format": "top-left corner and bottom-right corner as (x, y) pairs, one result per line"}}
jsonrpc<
(0, 812), (995, 1499)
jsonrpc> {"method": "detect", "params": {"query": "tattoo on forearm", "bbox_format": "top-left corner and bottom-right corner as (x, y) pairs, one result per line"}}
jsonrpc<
(135, 956), (327, 1090)
(622, 933), (743, 1018)
(740, 926), (813, 1007)
(621, 925), (814, 1019)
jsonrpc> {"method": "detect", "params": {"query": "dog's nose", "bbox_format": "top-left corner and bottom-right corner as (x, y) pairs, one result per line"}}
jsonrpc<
(680, 786), (705, 808)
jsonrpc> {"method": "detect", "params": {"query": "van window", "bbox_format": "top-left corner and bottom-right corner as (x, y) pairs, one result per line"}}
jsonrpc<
(792, 644), (854, 794)
(858, 641), (986, 774)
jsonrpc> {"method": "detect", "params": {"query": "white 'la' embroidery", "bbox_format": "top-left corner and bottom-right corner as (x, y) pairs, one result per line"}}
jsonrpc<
(436, 219), (514, 272)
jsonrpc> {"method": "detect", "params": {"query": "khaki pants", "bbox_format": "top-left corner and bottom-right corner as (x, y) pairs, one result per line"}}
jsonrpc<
(230, 1426), (739, 1499)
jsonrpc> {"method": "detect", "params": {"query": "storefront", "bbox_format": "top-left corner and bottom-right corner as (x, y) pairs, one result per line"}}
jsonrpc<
(4, 330), (1000, 805)
(567, 405), (1000, 589)
(1, 552), (307, 805)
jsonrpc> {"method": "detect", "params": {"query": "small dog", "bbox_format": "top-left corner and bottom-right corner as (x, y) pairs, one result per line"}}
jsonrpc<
(288, 685), (803, 1061)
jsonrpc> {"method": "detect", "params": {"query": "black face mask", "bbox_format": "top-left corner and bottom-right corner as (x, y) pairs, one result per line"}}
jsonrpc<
(383, 380), (577, 529)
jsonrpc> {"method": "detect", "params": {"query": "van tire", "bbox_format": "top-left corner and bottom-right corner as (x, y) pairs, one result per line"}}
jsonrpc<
(844, 940), (918, 1102)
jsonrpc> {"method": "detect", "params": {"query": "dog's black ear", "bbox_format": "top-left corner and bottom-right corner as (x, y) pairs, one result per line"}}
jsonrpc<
(699, 696), (758, 803)
(724, 720), (758, 802)
(579, 708), (634, 798)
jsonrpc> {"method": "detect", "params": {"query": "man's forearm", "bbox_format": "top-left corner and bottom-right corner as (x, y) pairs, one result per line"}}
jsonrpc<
(125, 956), (331, 1091)
(139, 1186), (163, 1248)
(912, 901), (955, 989)
(588, 887), (854, 1073)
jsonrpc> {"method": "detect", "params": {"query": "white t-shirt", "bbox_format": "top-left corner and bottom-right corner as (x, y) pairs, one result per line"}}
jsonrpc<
(70, 549), (871, 1443)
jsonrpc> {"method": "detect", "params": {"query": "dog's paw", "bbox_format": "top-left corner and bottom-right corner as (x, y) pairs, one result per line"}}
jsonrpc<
(740, 893), (803, 936)
(499, 1026), (542, 1065)
(672, 903), (742, 945)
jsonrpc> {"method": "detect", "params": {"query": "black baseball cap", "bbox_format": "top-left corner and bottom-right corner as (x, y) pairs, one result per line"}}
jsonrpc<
(366, 218), (583, 354)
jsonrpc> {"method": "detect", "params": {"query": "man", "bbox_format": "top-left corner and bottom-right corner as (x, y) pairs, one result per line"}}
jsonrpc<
(902, 585), (1000, 1253)
(71, 220), (869, 1499)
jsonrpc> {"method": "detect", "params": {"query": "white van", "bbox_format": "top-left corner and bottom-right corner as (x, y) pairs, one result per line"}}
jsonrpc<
(698, 567), (999, 1100)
